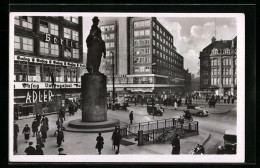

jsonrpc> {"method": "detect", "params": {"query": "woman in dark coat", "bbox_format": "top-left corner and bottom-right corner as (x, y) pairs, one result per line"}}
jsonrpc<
(57, 128), (64, 147)
(22, 124), (30, 143)
(34, 144), (44, 155)
(40, 123), (48, 143)
(171, 134), (180, 154)
(95, 133), (104, 155)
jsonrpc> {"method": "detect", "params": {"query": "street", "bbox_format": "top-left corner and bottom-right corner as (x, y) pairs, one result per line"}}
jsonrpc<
(14, 101), (236, 155)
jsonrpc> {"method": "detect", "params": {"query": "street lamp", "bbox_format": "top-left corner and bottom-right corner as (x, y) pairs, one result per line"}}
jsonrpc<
(111, 51), (115, 111)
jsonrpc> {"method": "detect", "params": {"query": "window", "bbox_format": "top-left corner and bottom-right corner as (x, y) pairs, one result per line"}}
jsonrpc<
(71, 17), (79, 24)
(72, 49), (79, 58)
(134, 20), (150, 27)
(39, 20), (49, 33)
(203, 79), (208, 85)
(145, 66), (150, 72)
(110, 42), (114, 48)
(145, 29), (150, 36)
(110, 34), (115, 39)
(50, 44), (59, 55)
(40, 41), (49, 54)
(153, 31), (155, 36)
(64, 48), (72, 57)
(22, 37), (33, 51)
(64, 16), (79, 24)
(72, 30), (79, 41)
(64, 28), (72, 39)
(40, 41), (59, 56)
(109, 25), (115, 31)
(15, 16), (33, 29)
(223, 48), (230, 54)
(14, 36), (20, 49)
(50, 23), (59, 36)
(134, 48), (150, 55)
(212, 48), (218, 55)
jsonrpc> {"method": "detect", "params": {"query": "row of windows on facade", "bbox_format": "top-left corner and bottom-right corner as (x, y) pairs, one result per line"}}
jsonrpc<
(152, 39), (176, 57)
(207, 68), (236, 76)
(152, 49), (183, 66)
(152, 31), (173, 49)
(202, 58), (236, 66)
(14, 62), (82, 82)
(15, 16), (79, 41)
(211, 48), (235, 55)
(14, 36), (79, 58)
(133, 20), (174, 43)
(100, 25), (115, 32)
(203, 77), (237, 85)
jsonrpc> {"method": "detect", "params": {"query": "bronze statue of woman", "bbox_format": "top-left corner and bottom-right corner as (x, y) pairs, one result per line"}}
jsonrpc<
(86, 16), (106, 74)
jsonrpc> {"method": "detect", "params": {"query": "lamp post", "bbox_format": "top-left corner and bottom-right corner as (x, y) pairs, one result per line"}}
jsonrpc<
(111, 51), (115, 111)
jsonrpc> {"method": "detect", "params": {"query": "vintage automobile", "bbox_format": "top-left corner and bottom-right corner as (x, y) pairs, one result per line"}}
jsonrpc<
(217, 129), (237, 154)
(147, 102), (164, 116)
(184, 105), (209, 117)
(114, 97), (128, 110)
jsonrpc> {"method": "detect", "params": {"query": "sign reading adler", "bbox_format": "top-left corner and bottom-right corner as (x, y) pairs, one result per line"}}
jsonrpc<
(25, 90), (54, 103)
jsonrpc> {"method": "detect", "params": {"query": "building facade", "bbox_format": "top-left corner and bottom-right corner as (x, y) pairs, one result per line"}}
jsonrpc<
(183, 69), (192, 94)
(99, 17), (185, 99)
(13, 16), (84, 119)
(199, 36), (237, 96)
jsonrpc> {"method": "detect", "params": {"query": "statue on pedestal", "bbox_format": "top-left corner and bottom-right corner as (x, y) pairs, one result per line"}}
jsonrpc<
(86, 16), (106, 74)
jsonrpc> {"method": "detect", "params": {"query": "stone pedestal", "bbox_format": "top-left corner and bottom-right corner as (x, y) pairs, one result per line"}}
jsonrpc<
(81, 73), (107, 122)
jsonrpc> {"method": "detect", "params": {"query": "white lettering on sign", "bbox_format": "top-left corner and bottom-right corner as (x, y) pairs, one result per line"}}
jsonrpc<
(45, 33), (51, 42)
(25, 90), (54, 103)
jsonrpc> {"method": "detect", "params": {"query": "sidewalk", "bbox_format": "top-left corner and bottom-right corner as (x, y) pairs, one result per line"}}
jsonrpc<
(14, 110), (210, 155)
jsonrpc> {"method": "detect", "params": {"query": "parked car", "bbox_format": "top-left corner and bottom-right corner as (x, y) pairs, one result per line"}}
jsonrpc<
(147, 102), (164, 116)
(114, 97), (128, 110)
(184, 105), (209, 117)
(217, 129), (237, 154)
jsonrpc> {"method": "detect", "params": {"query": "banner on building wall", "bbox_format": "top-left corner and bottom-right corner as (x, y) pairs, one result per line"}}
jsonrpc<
(14, 55), (86, 68)
(14, 82), (81, 89)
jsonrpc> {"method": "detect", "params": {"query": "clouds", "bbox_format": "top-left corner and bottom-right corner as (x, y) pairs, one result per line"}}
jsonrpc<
(157, 17), (237, 75)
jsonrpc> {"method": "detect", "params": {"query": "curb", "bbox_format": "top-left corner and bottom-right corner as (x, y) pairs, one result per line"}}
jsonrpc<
(188, 133), (211, 154)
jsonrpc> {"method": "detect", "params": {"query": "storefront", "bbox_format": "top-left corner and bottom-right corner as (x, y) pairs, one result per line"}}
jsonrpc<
(13, 82), (81, 119)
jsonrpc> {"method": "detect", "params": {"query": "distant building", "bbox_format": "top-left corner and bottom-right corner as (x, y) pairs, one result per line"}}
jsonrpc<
(13, 16), (84, 119)
(99, 17), (185, 99)
(199, 36), (237, 96)
(184, 69), (191, 94)
(191, 76), (200, 92)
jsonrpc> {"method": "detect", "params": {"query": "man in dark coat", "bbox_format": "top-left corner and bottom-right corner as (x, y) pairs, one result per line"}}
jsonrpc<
(14, 121), (19, 153)
(24, 142), (35, 155)
(59, 108), (65, 121)
(57, 128), (64, 147)
(129, 111), (134, 124)
(86, 16), (106, 73)
(40, 123), (48, 143)
(171, 134), (180, 154)
(112, 129), (121, 154)
(95, 132), (104, 155)
(36, 113), (41, 126)
(32, 119), (38, 137)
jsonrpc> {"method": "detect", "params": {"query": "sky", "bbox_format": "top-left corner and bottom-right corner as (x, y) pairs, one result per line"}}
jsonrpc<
(83, 16), (237, 75)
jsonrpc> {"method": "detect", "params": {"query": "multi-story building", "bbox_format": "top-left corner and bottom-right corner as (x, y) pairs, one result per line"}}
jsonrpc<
(99, 17), (185, 99)
(13, 16), (84, 119)
(191, 76), (200, 92)
(183, 69), (191, 94)
(199, 36), (237, 96)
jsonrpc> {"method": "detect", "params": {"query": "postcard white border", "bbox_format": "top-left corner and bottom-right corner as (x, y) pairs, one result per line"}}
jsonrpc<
(9, 12), (245, 163)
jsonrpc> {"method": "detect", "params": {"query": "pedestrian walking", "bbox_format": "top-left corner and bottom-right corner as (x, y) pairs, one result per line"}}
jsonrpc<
(36, 113), (41, 126)
(69, 103), (74, 116)
(34, 144), (44, 155)
(174, 101), (177, 110)
(22, 124), (31, 143)
(95, 132), (104, 155)
(14, 121), (19, 153)
(112, 128), (121, 154)
(32, 119), (38, 137)
(59, 108), (65, 121)
(57, 128), (64, 147)
(232, 96), (235, 104)
(36, 131), (44, 147)
(129, 111), (134, 124)
(40, 123), (48, 143)
(171, 134), (180, 154)
(41, 115), (49, 130)
(58, 147), (66, 155)
(24, 142), (35, 155)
